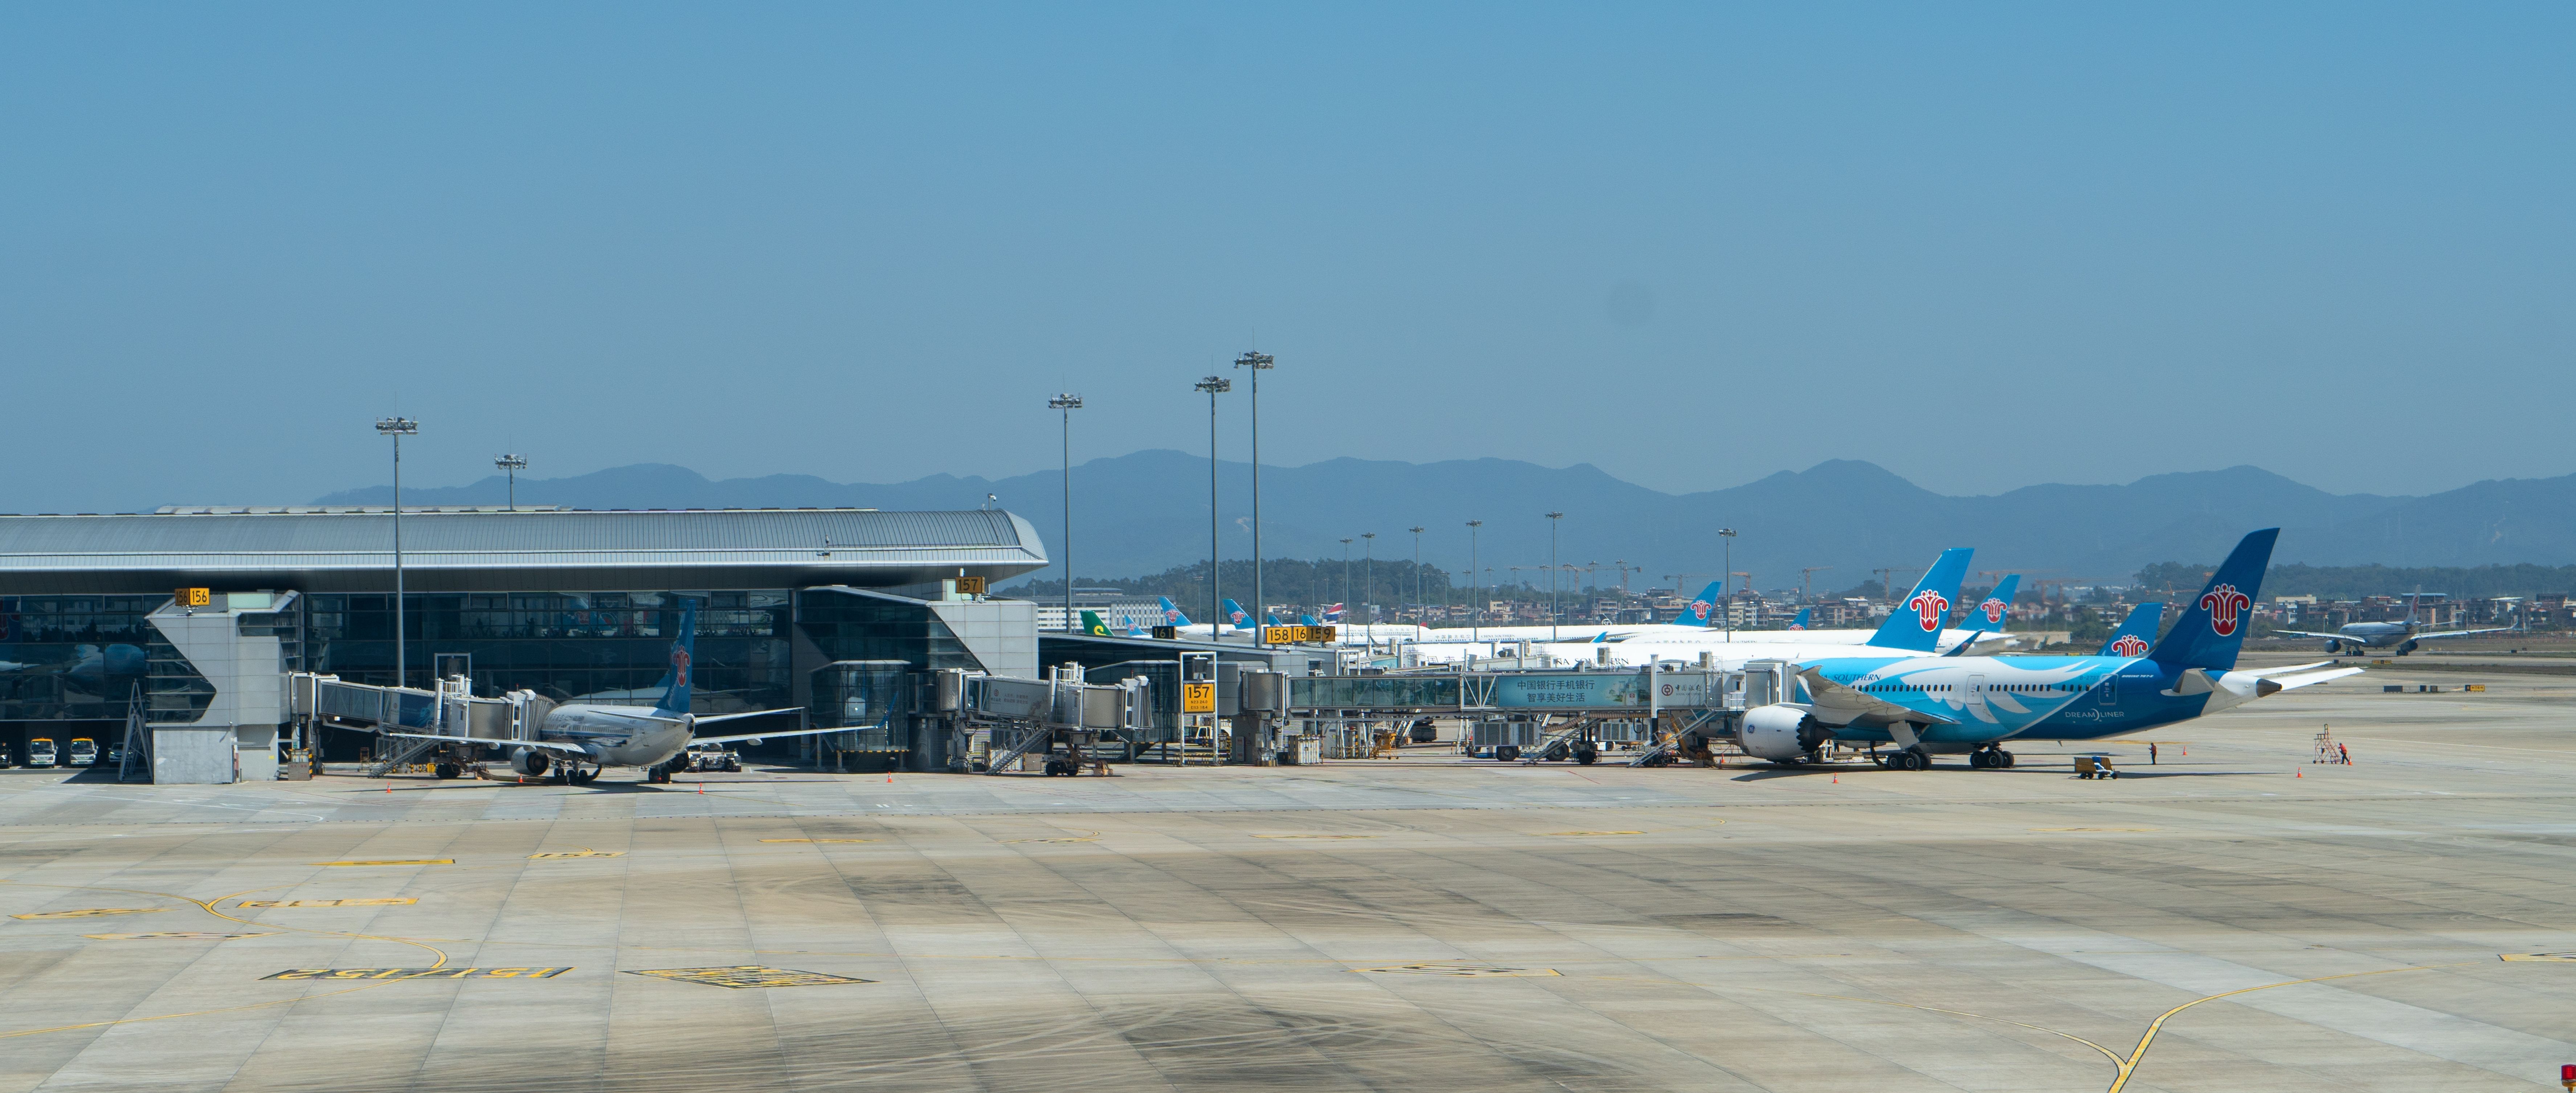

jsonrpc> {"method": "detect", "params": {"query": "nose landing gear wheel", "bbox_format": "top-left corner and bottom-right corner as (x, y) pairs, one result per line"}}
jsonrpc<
(433, 761), (461, 779)
(1574, 747), (1598, 766)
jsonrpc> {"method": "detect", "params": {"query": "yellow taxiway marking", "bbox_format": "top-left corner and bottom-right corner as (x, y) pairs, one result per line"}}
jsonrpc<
(528, 851), (623, 859)
(237, 898), (418, 908)
(265, 967), (567, 981)
(757, 838), (879, 844)
(0, 880), (453, 1042)
(2104, 963), (2470, 1093)
(11, 908), (164, 920)
(312, 859), (451, 867)
(2500, 952), (2576, 962)
(627, 966), (872, 989)
(86, 932), (279, 941)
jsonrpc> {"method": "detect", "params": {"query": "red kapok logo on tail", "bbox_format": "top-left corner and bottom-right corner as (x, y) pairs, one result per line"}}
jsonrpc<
(1909, 590), (1949, 631)
(1979, 597), (2008, 623)
(2110, 635), (2151, 657)
(670, 647), (692, 687)
(2201, 583), (2251, 637)
(1685, 598), (1712, 623)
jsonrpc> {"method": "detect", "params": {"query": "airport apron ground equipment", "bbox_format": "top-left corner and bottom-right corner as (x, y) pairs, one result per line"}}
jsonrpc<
(1280, 659), (1794, 766)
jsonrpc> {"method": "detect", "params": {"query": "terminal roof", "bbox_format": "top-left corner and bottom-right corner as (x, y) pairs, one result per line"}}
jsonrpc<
(0, 508), (1047, 594)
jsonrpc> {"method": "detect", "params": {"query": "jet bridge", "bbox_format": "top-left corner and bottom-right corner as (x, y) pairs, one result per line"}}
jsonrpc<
(932, 664), (1152, 775)
(1283, 661), (1798, 765)
(286, 672), (549, 777)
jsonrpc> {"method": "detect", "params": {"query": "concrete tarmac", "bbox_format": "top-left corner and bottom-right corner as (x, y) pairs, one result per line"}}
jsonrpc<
(3, 675), (2573, 1091)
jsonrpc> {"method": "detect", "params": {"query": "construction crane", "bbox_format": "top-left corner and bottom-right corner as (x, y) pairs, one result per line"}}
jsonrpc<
(1800, 566), (1832, 604)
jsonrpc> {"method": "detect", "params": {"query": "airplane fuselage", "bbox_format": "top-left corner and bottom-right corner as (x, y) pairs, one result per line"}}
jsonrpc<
(1795, 654), (2258, 746)
(518, 704), (696, 770)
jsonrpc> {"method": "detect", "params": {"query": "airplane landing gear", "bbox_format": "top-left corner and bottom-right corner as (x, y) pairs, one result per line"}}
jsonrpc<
(1880, 749), (1931, 771)
(433, 761), (462, 779)
(1968, 747), (2016, 770)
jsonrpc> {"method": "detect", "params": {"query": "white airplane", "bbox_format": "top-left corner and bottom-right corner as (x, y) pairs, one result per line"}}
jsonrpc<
(381, 603), (839, 784)
(1414, 549), (1983, 671)
(2273, 590), (2517, 655)
(1402, 580), (1738, 646)
(1673, 574), (2023, 654)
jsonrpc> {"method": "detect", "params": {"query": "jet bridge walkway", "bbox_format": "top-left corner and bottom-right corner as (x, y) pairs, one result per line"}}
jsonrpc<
(287, 673), (545, 777)
(1285, 662), (1796, 762)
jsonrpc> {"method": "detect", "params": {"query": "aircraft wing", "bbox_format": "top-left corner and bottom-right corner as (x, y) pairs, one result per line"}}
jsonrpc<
(2406, 627), (2518, 642)
(377, 732), (600, 758)
(2245, 660), (2337, 676)
(2271, 630), (2351, 641)
(584, 708), (688, 725)
(692, 707), (802, 725)
(2261, 666), (2364, 693)
(690, 723), (860, 747)
(1795, 667), (1961, 728)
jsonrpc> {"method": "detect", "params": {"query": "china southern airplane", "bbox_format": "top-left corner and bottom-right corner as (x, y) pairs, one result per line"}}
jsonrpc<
(1683, 573), (2017, 654)
(2098, 601), (2163, 658)
(1737, 529), (2362, 771)
(1404, 580), (1733, 645)
(2273, 591), (2517, 655)
(383, 602), (835, 784)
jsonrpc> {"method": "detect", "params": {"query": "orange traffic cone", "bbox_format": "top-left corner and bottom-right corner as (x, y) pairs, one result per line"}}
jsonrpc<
(696, 781), (703, 794)
(1831, 773), (1839, 784)
(2295, 767), (2302, 778)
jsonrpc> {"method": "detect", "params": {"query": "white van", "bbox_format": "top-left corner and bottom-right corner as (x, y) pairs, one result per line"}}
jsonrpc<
(67, 738), (98, 767)
(27, 738), (57, 768)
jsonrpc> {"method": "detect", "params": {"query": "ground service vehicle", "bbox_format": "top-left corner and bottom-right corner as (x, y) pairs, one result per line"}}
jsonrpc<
(685, 744), (742, 773)
(27, 739), (57, 768)
(67, 738), (97, 766)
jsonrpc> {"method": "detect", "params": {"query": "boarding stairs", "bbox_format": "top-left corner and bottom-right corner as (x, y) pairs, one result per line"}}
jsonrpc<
(364, 734), (450, 778)
(116, 683), (149, 782)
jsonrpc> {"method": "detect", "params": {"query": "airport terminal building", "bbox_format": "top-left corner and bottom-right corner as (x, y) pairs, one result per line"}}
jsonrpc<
(0, 506), (1056, 764)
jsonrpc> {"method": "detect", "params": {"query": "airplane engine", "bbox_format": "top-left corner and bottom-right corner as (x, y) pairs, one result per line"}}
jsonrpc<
(510, 748), (551, 776)
(2395, 640), (2418, 656)
(1738, 705), (1829, 762)
(2323, 640), (2343, 654)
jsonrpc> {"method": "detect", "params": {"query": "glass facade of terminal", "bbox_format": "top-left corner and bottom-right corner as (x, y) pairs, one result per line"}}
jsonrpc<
(303, 591), (794, 713)
(0, 595), (161, 724)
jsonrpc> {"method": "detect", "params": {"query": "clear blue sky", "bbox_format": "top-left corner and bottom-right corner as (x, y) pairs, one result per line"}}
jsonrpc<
(4, 3), (2569, 512)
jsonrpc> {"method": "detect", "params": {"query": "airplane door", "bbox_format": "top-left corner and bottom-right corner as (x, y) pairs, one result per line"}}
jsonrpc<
(2097, 673), (2118, 705)
(1966, 673), (1989, 722)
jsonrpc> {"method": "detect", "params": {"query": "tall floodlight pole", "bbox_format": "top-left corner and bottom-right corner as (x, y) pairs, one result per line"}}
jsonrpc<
(1407, 527), (1425, 625)
(1194, 376), (1231, 634)
(1049, 394), (1083, 631)
(1465, 520), (1483, 643)
(1339, 539), (1353, 623)
(376, 417), (418, 688)
(1361, 532), (1375, 628)
(1545, 512), (1564, 642)
(494, 453), (527, 511)
(1234, 351), (1272, 643)
(1717, 528), (1738, 642)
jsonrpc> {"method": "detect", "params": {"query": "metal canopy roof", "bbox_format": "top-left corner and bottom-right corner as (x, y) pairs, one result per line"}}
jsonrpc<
(0, 508), (1049, 594)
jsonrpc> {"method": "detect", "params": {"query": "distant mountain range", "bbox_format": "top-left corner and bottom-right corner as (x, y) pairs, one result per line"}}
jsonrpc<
(316, 453), (2576, 590)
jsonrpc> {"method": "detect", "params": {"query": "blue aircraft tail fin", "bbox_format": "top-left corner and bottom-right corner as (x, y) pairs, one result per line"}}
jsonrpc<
(1220, 599), (1251, 628)
(1786, 606), (1810, 631)
(2099, 602), (2163, 658)
(1157, 596), (1194, 628)
(652, 600), (698, 717)
(1679, 581), (1726, 627)
(1963, 575), (2021, 631)
(1867, 548), (1975, 652)
(1298, 613), (1320, 626)
(2147, 529), (2278, 672)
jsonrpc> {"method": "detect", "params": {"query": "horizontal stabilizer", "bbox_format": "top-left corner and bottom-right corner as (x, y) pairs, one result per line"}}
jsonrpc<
(2261, 667), (2364, 693)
